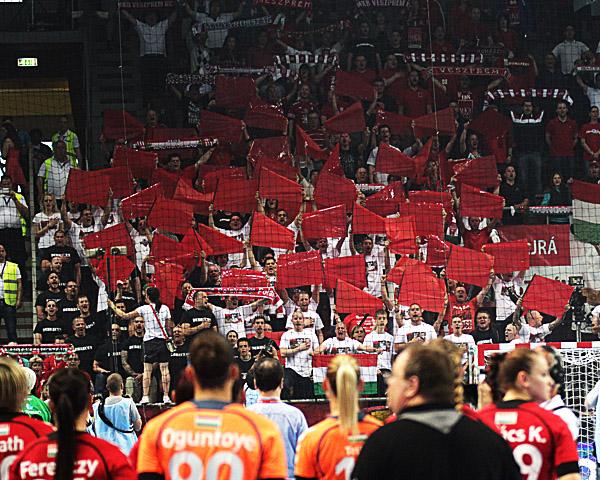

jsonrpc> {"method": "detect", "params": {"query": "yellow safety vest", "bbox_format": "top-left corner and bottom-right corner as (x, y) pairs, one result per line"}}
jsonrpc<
(2, 262), (19, 306)
(13, 192), (27, 237)
(52, 130), (78, 161)
(42, 156), (78, 191)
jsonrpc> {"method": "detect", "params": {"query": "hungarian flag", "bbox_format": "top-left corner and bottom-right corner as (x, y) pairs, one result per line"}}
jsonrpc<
(147, 197), (194, 235)
(213, 177), (258, 214)
(314, 170), (357, 212)
(446, 244), (494, 288)
(398, 263), (446, 314)
(152, 261), (184, 310)
(409, 190), (453, 215)
(482, 241), (530, 274)
(276, 250), (323, 289)
(102, 109), (144, 141)
(425, 235), (452, 266)
(65, 169), (110, 206)
(324, 255), (366, 290)
(322, 144), (345, 176)
(296, 125), (328, 160)
(522, 275), (574, 318)
(121, 183), (162, 219)
(572, 180), (600, 244)
(302, 205), (347, 240)
(375, 142), (415, 177)
(221, 269), (268, 288)
(413, 107), (456, 137)
(460, 183), (504, 220)
(386, 216), (417, 255)
(251, 212), (295, 251)
(196, 223), (244, 256)
(313, 353), (377, 396)
(5, 148), (26, 187)
(83, 223), (134, 256)
(365, 181), (405, 216)
(258, 167), (303, 220)
(401, 201), (444, 238)
(244, 100), (288, 132)
(375, 110), (412, 136)
(215, 75), (257, 109)
(452, 156), (499, 189)
(336, 279), (383, 314)
(173, 178), (213, 215)
(198, 110), (243, 144)
(95, 255), (136, 292)
(248, 137), (292, 167)
(324, 102), (366, 133)
(352, 203), (385, 235)
(112, 145), (157, 180)
(334, 71), (374, 101)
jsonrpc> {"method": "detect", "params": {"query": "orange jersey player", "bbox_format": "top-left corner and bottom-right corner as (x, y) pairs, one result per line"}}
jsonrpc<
(137, 330), (288, 480)
(294, 354), (382, 480)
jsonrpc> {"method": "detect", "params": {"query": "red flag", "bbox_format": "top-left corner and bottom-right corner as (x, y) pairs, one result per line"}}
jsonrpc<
(173, 178), (213, 215)
(276, 250), (323, 289)
(398, 264), (446, 313)
(460, 183), (504, 219)
(201, 167), (246, 193)
(215, 75), (257, 109)
(197, 110), (243, 144)
(409, 190), (453, 213)
(482, 241), (530, 274)
(65, 169), (110, 206)
(102, 109), (144, 141)
(255, 156), (298, 181)
(101, 166), (134, 199)
(221, 269), (268, 288)
(147, 197), (194, 235)
(365, 181), (405, 216)
(324, 102), (366, 134)
(324, 255), (366, 290)
(213, 177), (258, 214)
(401, 202), (445, 238)
(196, 223), (244, 256)
(112, 145), (157, 180)
(352, 204), (385, 235)
(497, 224), (570, 267)
(6, 149), (26, 187)
(150, 233), (183, 260)
(151, 168), (181, 198)
(83, 223), (134, 255)
(469, 108), (511, 139)
(386, 216), (417, 255)
(244, 100), (288, 132)
(413, 107), (456, 137)
(412, 137), (433, 183)
(425, 235), (452, 266)
(250, 212), (295, 250)
(446, 244), (494, 287)
(488, 135), (509, 164)
(452, 156), (500, 189)
(375, 143), (416, 177)
(121, 184), (162, 219)
(387, 257), (424, 285)
(322, 144), (345, 176)
(314, 170), (357, 212)
(334, 71), (374, 101)
(336, 279), (383, 314)
(248, 137), (292, 167)
(375, 110), (412, 136)
(95, 255), (136, 292)
(302, 205), (347, 240)
(522, 275), (574, 318)
(296, 125), (328, 160)
(153, 261), (184, 310)
(258, 167), (302, 220)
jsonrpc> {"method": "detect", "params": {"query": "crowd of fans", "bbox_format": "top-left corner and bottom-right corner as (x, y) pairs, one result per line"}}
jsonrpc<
(2, 0), (600, 408)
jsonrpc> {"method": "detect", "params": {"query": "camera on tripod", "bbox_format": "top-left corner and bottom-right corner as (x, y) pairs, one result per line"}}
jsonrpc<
(84, 246), (128, 258)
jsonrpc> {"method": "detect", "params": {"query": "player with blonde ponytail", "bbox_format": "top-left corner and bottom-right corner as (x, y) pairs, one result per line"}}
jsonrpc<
(295, 354), (382, 480)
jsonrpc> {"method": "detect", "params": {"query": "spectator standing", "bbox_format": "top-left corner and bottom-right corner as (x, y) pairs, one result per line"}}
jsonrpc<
(57, 280), (79, 324)
(168, 325), (190, 393)
(51, 116), (81, 164)
(93, 373), (141, 455)
(235, 337), (254, 381)
(545, 101), (578, 182)
(512, 302), (566, 343)
(76, 294), (107, 340)
(121, 316), (145, 401)
(0, 244), (21, 342)
(248, 315), (277, 357)
(178, 290), (217, 337)
(541, 173), (571, 224)
(32, 193), (61, 250)
(285, 292), (325, 343)
(36, 140), (76, 203)
(398, 70), (433, 118)
(363, 310), (394, 394)
(394, 303), (438, 349)
(33, 299), (66, 345)
(552, 25), (589, 75)
(34, 272), (65, 320)
(577, 73), (600, 111)
(315, 321), (375, 354)
(471, 310), (503, 344)
(40, 230), (81, 286)
(498, 164), (529, 225)
(67, 317), (100, 376)
(93, 323), (125, 393)
(580, 106), (600, 164)
(444, 279), (493, 334)
(0, 176), (28, 278)
(184, 1), (244, 50)
(537, 53), (566, 89)
(210, 295), (260, 339)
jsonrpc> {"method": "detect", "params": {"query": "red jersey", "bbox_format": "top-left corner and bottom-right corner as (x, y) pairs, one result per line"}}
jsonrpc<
(397, 87), (432, 118)
(479, 400), (579, 480)
(9, 431), (135, 479)
(445, 297), (478, 333)
(462, 227), (492, 252)
(579, 121), (600, 161)
(0, 413), (53, 478)
(546, 117), (578, 157)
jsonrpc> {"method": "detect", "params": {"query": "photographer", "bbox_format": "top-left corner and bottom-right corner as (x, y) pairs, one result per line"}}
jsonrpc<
(248, 315), (278, 357)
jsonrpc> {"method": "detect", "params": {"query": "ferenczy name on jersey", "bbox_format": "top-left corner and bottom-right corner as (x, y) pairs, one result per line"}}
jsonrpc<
(19, 459), (99, 478)
(160, 428), (258, 452)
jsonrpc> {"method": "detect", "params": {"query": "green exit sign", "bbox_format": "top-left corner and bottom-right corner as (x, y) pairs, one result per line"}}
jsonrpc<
(17, 57), (38, 67)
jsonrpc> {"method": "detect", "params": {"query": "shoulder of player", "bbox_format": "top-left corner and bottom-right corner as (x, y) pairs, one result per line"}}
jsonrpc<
(361, 414), (384, 429)
(79, 432), (129, 454)
(142, 402), (198, 433)
(10, 414), (54, 435)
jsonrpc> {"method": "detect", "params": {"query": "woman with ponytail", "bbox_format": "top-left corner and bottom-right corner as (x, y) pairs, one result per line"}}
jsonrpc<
(9, 368), (135, 480)
(294, 354), (382, 480)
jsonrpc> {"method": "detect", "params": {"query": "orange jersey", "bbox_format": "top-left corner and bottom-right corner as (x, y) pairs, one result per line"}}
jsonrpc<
(294, 415), (382, 480)
(137, 400), (287, 480)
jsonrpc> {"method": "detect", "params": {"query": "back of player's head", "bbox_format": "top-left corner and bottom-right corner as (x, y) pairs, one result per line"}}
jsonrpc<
(430, 339), (464, 410)
(538, 346), (565, 396)
(48, 368), (91, 480)
(253, 357), (283, 392)
(402, 343), (455, 404)
(327, 355), (360, 434)
(498, 348), (540, 392)
(190, 330), (235, 389)
(106, 373), (124, 394)
(484, 352), (507, 402)
(0, 357), (29, 412)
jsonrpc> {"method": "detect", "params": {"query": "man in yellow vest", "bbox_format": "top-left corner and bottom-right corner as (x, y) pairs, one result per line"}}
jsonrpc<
(51, 116), (81, 164)
(0, 244), (22, 342)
